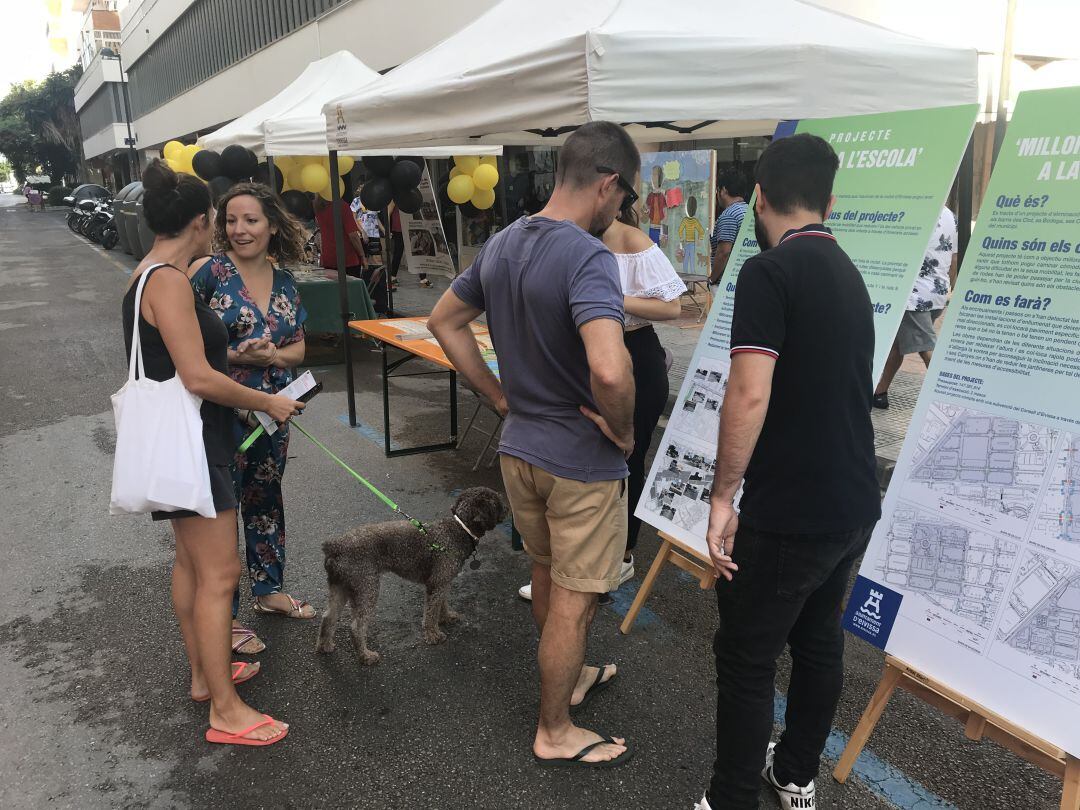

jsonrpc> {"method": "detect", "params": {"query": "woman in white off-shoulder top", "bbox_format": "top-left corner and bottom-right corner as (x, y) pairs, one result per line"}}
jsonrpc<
(602, 212), (686, 584)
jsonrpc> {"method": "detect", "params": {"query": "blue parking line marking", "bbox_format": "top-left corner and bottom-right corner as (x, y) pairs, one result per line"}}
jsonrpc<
(772, 692), (957, 809)
(605, 579), (663, 630)
(337, 413), (400, 452)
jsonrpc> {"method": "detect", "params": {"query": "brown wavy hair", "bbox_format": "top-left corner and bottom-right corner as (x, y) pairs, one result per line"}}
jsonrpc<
(213, 182), (305, 264)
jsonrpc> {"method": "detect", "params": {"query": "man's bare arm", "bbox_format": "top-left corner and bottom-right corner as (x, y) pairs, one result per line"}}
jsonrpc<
(711, 353), (775, 503)
(710, 241), (733, 284)
(579, 318), (635, 453)
(428, 289), (506, 415)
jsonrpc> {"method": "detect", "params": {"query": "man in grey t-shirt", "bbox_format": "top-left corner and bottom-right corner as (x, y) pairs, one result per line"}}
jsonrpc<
(430, 122), (639, 769)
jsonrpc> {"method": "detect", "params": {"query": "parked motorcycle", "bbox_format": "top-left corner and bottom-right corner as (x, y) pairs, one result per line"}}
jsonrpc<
(85, 200), (115, 245)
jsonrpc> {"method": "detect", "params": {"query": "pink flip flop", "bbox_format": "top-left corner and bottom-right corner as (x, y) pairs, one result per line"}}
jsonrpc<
(192, 661), (260, 703)
(205, 714), (289, 747)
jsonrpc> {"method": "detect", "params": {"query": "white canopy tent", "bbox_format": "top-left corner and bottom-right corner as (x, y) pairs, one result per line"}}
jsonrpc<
(324, 0), (978, 151)
(199, 50), (497, 157)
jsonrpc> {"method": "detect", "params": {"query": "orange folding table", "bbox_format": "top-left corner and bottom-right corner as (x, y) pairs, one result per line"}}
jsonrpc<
(348, 316), (497, 458)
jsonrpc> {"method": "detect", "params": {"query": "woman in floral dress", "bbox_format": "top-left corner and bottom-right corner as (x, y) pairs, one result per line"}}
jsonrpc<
(190, 183), (315, 645)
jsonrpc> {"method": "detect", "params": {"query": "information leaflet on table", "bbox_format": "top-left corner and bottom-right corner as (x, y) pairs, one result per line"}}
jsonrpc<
(843, 86), (1080, 756)
(636, 104), (977, 560)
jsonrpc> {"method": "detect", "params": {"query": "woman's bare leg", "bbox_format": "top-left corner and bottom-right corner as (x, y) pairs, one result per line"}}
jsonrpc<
(173, 509), (285, 741)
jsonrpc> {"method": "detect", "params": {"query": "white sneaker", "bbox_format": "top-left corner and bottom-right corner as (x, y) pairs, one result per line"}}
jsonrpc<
(692, 794), (713, 810)
(616, 555), (635, 587)
(518, 582), (532, 601)
(762, 742), (816, 809)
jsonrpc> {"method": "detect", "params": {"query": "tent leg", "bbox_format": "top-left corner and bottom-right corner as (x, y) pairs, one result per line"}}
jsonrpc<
(384, 204), (395, 316)
(329, 149), (357, 427)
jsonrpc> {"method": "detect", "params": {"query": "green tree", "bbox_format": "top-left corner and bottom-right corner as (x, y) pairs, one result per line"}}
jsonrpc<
(0, 65), (84, 183)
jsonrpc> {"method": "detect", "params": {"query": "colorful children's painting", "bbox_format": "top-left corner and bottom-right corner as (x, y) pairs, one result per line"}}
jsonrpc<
(638, 150), (717, 277)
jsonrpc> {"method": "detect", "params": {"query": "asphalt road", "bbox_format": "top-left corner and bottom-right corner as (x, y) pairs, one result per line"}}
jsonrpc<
(0, 205), (1064, 809)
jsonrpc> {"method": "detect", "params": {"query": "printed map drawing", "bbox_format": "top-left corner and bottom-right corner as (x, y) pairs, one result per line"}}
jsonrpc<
(668, 357), (728, 445)
(995, 551), (1080, 691)
(642, 439), (715, 537)
(877, 506), (1018, 631)
(1029, 433), (1080, 552)
(904, 402), (1056, 532)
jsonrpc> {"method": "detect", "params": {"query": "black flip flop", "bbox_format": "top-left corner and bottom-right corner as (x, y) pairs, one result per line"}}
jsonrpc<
(571, 663), (615, 712)
(533, 735), (634, 769)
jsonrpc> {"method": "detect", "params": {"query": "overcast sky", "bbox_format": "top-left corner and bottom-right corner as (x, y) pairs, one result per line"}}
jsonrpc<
(1, 2), (68, 93)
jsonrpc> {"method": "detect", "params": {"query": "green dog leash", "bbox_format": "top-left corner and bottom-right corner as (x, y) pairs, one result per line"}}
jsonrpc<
(240, 419), (427, 535)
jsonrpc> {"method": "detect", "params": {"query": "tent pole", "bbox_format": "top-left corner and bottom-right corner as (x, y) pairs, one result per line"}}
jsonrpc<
(329, 149), (358, 427)
(385, 204), (395, 316)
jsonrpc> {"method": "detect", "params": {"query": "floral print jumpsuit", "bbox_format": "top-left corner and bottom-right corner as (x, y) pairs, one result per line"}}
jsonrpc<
(191, 254), (307, 614)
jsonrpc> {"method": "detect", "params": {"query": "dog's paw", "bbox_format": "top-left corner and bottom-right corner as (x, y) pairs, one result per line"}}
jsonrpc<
(422, 628), (448, 645)
(359, 650), (381, 666)
(315, 638), (336, 654)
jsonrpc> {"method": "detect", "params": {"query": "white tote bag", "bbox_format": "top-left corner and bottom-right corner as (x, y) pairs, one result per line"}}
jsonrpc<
(109, 265), (216, 518)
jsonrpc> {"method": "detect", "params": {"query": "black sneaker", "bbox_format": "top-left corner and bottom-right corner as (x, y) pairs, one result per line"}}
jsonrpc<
(871, 392), (889, 410)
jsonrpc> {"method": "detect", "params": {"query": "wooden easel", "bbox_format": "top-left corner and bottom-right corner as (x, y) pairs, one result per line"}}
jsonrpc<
(836, 655), (1080, 810)
(620, 532), (716, 634)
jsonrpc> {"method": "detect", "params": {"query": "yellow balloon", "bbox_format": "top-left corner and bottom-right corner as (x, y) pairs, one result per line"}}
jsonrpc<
(300, 163), (330, 193)
(287, 166), (305, 191)
(480, 155), (498, 167)
(471, 187), (496, 210)
(447, 174), (475, 205)
(183, 143), (201, 162)
(163, 140), (184, 160)
(453, 155), (480, 174)
(166, 158), (184, 174)
(336, 155), (355, 175)
(274, 155), (295, 174)
(472, 163), (499, 191)
(449, 166), (462, 179)
(301, 155), (322, 166)
(317, 177), (346, 201)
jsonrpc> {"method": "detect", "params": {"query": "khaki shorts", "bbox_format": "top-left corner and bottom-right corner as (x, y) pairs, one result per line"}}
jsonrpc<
(500, 454), (628, 593)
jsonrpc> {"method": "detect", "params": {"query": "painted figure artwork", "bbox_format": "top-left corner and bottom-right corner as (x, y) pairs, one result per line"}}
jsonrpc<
(638, 150), (717, 277)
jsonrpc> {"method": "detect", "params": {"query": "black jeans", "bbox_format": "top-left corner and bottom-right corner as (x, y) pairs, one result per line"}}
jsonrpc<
(708, 523), (874, 809)
(624, 326), (670, 552)
(359, 265), (388, 315)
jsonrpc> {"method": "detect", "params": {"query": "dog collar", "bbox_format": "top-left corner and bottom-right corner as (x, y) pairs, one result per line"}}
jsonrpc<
(452, 513), (481, 542)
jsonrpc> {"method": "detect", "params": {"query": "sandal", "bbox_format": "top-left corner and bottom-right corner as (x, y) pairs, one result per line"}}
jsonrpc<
(232, 625), (266, 655)
(192, 661), (260, 703)
(533, 735), (633, 768)
(571, 663), (616, 711)
(252, 594), (317, 619)
(205, 714), (289, 747)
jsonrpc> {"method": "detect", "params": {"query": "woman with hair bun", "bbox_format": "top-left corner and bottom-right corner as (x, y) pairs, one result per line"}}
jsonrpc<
(123, 160), (300, 746)
(190, 183), (314, 634)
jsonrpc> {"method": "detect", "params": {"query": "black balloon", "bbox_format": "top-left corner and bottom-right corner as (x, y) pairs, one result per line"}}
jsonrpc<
(253, 162), (284, 193)
(192, 149), (223, 181)
(393, 187), (423, 215)
(221, 144), (258, 181)
(360, 177), (393, 211)
(399, 156), (426, 170)
(390, 158), (422, 192)
(208, 176), (234, 204)
(280, 189), (313, 221)
(360, 156), (395, 178)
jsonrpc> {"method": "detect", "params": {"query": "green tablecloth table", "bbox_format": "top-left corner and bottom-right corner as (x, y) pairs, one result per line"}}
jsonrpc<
(290, 266), (376, 334)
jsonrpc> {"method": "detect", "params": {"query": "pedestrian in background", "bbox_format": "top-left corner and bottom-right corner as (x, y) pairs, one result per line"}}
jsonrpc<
(708, 169), (750, 284)
(872, 205), (958, 408)
(697, 135), (880, 810)
(430, 121), (639, 768)
(124, 160), (300, 745)
(190, 183), (316, 649)
(314, 194), (387, 315)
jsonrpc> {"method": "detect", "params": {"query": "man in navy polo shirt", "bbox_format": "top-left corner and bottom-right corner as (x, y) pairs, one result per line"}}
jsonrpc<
(430, 122), (639, 769)
(695, 135), (881, 810)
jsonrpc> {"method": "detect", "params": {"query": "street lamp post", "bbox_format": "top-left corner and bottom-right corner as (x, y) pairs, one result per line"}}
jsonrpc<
(99, 47), (139, 182)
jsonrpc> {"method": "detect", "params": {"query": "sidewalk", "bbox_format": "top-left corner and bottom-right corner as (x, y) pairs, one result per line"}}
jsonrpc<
(387, 271), (926, 490)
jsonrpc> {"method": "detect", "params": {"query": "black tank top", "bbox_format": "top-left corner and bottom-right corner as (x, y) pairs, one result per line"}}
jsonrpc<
(122, 263), (235, 466)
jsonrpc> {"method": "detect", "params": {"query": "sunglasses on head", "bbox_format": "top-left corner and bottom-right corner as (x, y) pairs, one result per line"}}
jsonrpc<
(596, 166), (639, 213)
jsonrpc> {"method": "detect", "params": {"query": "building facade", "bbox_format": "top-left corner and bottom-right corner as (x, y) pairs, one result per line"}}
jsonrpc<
(118, 0), (498, 156)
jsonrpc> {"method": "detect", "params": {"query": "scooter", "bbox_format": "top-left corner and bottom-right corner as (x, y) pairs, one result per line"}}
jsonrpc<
(85, 200), (115, 245)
